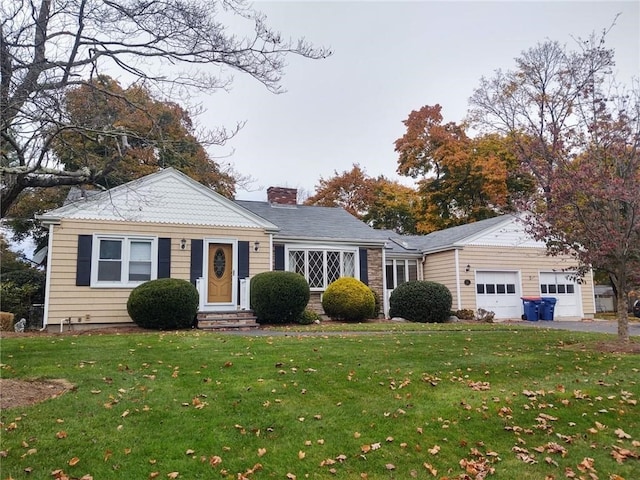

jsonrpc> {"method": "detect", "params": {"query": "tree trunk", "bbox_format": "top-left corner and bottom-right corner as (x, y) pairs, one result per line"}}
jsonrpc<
(616, 290), (629, 343)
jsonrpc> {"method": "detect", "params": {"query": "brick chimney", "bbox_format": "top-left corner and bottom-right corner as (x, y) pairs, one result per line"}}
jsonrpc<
(267, 187), (298, 206)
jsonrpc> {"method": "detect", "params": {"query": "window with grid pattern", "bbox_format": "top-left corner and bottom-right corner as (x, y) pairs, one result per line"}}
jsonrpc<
(93, 236), (156, 287)
(287, 248), (357, 289)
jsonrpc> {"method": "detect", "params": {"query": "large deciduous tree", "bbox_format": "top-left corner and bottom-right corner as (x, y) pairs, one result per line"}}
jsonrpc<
(304, 164), (421, 233)
(1, 0), (329, 217)
(468, 31), (639, 341)
(304, 164), (376, 219)
(394, 104), (531, 233)
(52, 77), (237, 195)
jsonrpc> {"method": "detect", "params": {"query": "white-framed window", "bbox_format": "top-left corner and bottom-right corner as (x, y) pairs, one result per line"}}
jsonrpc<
(385, 259), (419, 290)
(287, 247), (357, 289)
(92, 235), (157, 287)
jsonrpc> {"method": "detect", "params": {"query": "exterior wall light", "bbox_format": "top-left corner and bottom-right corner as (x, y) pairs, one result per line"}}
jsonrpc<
(254, 241), (260, 252)
(180, 238), (187, 250)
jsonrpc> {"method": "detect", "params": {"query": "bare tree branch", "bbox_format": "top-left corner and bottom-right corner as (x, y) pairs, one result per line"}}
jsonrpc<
(1, 0), (331, 217)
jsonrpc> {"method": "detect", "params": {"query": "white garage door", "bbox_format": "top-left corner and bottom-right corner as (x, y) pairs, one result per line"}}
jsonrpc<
(475, 271), (521, 319)
(539, 272), (581, 318)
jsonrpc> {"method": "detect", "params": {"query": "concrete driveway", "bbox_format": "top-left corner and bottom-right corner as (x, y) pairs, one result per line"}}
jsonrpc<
(512, 319), (640, 336)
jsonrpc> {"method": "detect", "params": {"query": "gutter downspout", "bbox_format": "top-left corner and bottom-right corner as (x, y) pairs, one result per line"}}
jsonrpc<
(382, 245), (388, 318)
(454, 249), (462, 311)
(42, 223), (55, 330)
(269, 234), (274, 271)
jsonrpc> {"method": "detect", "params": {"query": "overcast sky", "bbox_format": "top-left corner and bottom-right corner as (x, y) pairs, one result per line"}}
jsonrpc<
(200, 1), (639, 201)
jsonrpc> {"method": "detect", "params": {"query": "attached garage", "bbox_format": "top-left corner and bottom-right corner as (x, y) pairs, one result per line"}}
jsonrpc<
(475, 271), (521, 319)
(539, 272), (582, 318)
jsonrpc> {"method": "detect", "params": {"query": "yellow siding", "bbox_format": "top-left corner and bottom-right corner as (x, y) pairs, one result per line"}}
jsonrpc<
(46, 219), (271, 326)
(423, 251), (459, 304)
(422, 246), (595, 318)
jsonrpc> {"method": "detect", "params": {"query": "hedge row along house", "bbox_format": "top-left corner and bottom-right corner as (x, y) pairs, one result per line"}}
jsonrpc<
(37, 168), (595, 330)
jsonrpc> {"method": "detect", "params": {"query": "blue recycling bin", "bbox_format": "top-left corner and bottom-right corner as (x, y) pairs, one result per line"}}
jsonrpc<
(521, 296), (542, 321)
(540, 297), (557, 321)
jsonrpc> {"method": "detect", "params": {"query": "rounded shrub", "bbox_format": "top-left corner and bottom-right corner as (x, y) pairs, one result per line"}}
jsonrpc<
(127, 278), (199, 330)
(298, 308), (322, 325)
(322, 277), (375, 322)
(250, 271), (310, 324)
(389, 281), (452, 323)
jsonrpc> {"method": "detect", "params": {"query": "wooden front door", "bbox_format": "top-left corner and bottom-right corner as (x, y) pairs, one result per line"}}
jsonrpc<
(207, 243), (233, 303)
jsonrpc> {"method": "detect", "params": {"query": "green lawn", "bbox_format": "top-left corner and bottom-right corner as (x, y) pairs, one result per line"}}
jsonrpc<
(1, 326), (639, 479)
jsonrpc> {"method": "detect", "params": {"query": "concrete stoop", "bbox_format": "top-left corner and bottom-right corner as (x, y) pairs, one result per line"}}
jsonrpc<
(196, 310), (259, 330)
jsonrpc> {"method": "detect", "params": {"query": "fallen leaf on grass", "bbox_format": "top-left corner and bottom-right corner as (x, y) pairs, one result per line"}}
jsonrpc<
(611, 445), (639, 463)
(209, 455), (222, 467)
(56, 431), (67, 439)
(257, 448), (267, 457)
(298, 451), (305, 460)
(423, 462), (437, 476)
(68, 457), (80, 466)
(615, 428), (631, 439)
(428, 445), (440, 455)
(149, 473), (159, 479)
(167, 472), (179, 479)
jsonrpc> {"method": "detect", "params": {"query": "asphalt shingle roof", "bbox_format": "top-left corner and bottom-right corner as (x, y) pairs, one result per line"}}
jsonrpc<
(235, 201), (385, 244)
(393, 215), (512, 252)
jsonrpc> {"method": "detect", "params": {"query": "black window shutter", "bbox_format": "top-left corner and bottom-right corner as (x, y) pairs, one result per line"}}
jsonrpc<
(359, 247), (369, 285)
(76, 235), (93, 286)
(158, 238), (171, 278)
(237, 241), (250, 306)
(238, 241), (249, 279)
(190, 239), (203, 285)
(274, 244), (285, 270)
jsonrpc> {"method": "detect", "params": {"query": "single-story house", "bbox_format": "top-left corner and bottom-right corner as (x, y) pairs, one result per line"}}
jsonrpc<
(37, 168), (595, 329)
(37, 168), (385, 329)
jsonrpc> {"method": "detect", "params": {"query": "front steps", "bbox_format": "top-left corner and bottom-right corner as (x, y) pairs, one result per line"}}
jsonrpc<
(196, 310), (259, 330)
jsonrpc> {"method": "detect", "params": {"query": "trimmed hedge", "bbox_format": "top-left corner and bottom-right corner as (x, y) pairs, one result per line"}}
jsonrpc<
(250, 271), (310, 324)
(127, 278), (199, 330)
(389, 281), (452, 323)
(322, 277), (375, 322)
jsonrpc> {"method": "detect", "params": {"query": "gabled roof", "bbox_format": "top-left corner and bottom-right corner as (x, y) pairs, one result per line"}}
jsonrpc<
(38, 168), (278, 230)
(236, 201), (386, 245)
(400, 215), (513, 252)
(381, 214), (542, 254)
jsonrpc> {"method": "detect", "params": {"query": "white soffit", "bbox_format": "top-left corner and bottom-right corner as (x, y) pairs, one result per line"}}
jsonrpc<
(44, 169), (276, 229)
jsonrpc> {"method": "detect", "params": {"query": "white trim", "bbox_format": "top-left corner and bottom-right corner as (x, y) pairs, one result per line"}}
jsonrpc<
(42, 223), (55, 328)
(454, 249), (462, 311)
(382, 245), (388, 317)
(90, 234), (158, 288)
(269, 234), (274, 272)
(285, 244), (359, 291)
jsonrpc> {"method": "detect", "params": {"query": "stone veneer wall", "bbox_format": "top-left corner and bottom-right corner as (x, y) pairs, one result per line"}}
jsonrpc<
(366, 247), (384, 318)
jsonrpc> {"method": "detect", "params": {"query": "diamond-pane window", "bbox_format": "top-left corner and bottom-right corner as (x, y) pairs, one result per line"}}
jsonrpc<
(287, 247), (358, 289)
(327, 251), (340, 284)
(308, 251), (324, 288)
(343, 252), (355, 278)
(289, 250), (305, 275)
